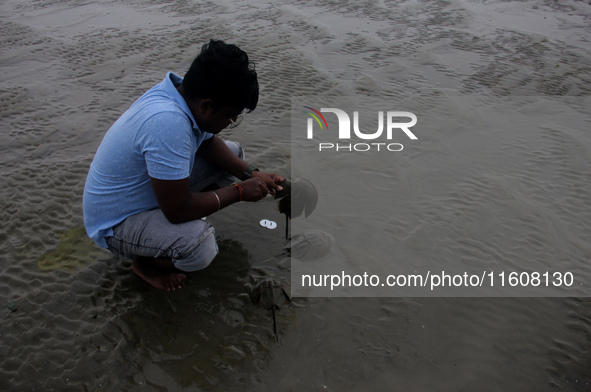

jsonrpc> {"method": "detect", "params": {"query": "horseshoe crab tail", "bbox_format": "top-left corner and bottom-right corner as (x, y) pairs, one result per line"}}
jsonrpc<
(272, 307), (281, 347)
(285, 214), (289, 240)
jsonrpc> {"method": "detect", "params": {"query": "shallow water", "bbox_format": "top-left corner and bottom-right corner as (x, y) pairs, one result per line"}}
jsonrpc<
(1, 0), (591, 390)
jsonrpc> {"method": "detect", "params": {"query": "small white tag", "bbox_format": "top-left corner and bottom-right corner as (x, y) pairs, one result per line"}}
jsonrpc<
(259, 219), (277, 230)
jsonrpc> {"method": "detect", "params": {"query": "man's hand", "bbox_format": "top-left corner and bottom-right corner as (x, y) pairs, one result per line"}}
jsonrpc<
(239, 177), (271, 201)
(251, 171), (285, 197)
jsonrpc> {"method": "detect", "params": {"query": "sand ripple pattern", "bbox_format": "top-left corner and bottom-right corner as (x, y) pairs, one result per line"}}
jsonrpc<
(1, 0), (591, 390)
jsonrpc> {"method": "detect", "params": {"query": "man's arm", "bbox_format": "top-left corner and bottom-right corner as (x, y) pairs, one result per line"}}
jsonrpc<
(198, 135), (285, 192)
(151, 176), (270, 224)
(198, 135), (249, 179)
(152, 135), (287, 224)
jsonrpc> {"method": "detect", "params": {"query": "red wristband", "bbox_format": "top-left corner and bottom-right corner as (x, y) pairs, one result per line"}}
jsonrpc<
(232, 183), (243, 201)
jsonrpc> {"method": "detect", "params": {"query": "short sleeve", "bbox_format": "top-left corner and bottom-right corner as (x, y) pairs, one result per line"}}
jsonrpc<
(137, 112), (194, 180)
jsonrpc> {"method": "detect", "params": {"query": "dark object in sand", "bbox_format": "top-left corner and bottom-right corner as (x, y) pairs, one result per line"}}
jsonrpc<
(275, 179), (318, 239)
(247, 277), (291, 345)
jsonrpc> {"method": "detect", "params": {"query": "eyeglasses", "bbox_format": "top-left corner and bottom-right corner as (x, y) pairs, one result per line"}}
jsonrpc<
(228, 110), (245, 129)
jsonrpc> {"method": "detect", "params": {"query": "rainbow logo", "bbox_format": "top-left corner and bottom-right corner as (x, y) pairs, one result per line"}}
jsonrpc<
(303, 106), (328, 130)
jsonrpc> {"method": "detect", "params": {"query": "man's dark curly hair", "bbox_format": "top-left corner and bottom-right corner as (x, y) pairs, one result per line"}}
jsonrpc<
(182, 39), (259, 111)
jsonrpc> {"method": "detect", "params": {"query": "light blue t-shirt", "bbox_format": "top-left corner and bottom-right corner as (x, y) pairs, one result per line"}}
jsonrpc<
(83, 72), (213, 248)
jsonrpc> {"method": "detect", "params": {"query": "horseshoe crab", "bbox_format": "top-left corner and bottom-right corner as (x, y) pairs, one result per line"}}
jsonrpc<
(286, 230), (334, 261)
(275, 179), (318, 239)
(246, 277), (291, 345)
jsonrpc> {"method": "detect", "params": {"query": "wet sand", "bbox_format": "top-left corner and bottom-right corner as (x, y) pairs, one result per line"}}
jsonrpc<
(1, 0), (591, 390)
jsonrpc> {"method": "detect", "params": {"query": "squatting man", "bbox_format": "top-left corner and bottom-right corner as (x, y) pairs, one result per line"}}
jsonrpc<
(83, 40), (284, 291)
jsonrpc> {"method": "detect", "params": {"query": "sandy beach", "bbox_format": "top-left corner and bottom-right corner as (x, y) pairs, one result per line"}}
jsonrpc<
(2, 0), (591, 390)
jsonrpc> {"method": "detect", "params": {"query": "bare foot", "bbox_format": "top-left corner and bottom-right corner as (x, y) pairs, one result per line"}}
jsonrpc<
(131, 258), (187, 291)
